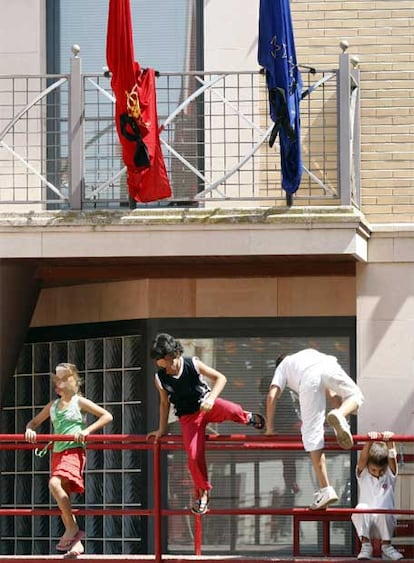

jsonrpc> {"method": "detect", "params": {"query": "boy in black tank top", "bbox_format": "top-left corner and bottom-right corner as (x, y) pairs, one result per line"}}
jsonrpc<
(147, 333), (265, 515)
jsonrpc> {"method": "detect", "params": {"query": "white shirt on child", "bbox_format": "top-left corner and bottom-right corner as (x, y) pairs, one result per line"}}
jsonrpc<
(271, 348), (334, 393)
(357, 465), (396, 509)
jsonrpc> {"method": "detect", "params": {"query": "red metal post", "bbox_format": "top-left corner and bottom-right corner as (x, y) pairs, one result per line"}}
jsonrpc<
(153, 439), (162, 563)
(194, 514), (202, 555)
(323, 520), (330, 556)
(293, 515), (300, 556)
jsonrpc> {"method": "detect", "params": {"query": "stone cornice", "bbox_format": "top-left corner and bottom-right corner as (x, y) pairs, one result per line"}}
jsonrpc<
(0, 207), (371, 262)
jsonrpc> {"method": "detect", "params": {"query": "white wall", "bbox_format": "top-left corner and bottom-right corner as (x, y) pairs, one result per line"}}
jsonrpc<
(204, 0), (258, 70)
(357, 231), (414, 435)
(0, 0), (45, 74)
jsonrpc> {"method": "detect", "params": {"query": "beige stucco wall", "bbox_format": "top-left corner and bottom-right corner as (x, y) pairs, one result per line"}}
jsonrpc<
(0, 0), (45, 74)
(357, 229), (414, 436)
(31, 275), (356, 326)
(357, 251), (414, 508)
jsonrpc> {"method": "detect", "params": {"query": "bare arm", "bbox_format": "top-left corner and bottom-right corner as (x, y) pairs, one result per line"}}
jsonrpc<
(146, 383), (170, 442)
(77, 397), (113, 441)
(357, 431), (397, 476)
(265, 384), (281, 435)
(196, 359), (227, 411)
(382, 431), (397, 475)
(356, 437), (373, 475)
(24, 402), (53, 443)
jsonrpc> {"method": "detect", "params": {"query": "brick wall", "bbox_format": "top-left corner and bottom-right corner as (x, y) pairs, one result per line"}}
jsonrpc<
(291, 1), (414, 223)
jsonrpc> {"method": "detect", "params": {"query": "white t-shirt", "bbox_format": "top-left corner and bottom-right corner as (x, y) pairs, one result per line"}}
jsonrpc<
(271, 348), (334, 393)
(357, 466), (396, 509)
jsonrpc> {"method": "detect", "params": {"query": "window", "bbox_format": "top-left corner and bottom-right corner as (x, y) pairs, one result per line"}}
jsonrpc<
(47, 0), (202, 75)
(0, 333), (147, 555)
(45, 0), (204, 207)
(165, 332), (355, 556)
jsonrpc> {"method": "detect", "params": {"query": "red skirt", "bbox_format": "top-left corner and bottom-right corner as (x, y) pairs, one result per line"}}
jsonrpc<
(51, 448), (86, 494)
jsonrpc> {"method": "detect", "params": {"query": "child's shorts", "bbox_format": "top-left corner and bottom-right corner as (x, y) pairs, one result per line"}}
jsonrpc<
(51, 448), (86, 493)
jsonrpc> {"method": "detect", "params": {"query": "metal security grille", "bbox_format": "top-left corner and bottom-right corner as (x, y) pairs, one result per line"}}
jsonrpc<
(0, 335), (147, 556)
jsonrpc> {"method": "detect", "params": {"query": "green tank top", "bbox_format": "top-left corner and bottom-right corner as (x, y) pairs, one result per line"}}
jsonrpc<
(50, 395), (86, 453)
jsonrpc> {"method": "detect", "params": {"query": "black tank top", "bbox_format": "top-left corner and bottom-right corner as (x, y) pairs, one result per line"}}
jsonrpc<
(156, 357), (211, 417)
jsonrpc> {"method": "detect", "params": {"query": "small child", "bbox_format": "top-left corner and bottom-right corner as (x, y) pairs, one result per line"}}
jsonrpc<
(25, 363), (113, 557)
(146, 333), (265, 515)
(352, 431), (403, 560)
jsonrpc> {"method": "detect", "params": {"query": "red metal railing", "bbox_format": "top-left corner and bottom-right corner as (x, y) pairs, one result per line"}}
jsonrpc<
(1, 433), (413, 562)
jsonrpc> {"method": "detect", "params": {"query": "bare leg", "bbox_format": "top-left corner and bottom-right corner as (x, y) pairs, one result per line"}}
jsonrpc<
(309, 450), (330, 489)
(49, 476), (79, 539)
(336, 396), (359, 418)
(326, 389), (342, 410)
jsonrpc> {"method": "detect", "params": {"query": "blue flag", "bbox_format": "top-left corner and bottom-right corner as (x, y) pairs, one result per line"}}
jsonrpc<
(258, 0), (302, 201)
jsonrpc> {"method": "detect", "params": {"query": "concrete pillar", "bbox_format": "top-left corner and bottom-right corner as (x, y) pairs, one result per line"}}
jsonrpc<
(0, 261), (40, 402)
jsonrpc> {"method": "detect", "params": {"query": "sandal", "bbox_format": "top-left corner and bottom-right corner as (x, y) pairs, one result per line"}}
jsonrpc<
(56, 529), (85, 552)
(248, 412), (265, 430)
(191, 494), (210, 515)
(63, 541), (84, 559)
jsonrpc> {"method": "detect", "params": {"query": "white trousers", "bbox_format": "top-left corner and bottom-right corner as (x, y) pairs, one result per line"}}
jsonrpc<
(299, 358), (363, 451)
(351, 503), (396, 541)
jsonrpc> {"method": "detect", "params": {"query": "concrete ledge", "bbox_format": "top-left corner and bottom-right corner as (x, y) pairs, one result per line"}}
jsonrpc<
(368, 223), (414, 263)
(0, 207), (371, 262)
(0, 206), (367, 227)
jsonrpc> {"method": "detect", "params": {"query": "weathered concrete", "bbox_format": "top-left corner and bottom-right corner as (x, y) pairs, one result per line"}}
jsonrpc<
(0, 207), (371, 262)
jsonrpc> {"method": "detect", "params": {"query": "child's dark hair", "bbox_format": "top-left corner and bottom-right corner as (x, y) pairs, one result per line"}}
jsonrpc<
(368, 441), (389, 468)
(150, 333), (184, 360)
(275, 354), (286, 369)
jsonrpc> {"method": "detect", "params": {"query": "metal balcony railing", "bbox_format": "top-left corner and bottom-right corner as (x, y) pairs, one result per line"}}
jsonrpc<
(0, 48), (360, 211)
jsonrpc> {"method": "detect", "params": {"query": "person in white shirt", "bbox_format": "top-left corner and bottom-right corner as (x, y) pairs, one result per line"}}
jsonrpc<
(265, 348), (364, 509)
(352, 431), (403, 561)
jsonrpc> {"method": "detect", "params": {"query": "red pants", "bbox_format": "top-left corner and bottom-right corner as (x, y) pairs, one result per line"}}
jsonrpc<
(179, 398), (249, 492)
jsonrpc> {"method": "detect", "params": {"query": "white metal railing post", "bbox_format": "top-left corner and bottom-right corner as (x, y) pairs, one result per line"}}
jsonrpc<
(337, 40), (352, 206)
(350, 61), (361, 207)
(69, 45), (84, 209)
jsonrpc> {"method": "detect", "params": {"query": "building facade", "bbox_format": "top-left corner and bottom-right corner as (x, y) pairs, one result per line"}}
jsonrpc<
(0, 0), (413, 557)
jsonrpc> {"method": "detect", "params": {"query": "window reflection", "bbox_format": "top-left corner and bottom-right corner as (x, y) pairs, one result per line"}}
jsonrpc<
(167, 336), (354, 556)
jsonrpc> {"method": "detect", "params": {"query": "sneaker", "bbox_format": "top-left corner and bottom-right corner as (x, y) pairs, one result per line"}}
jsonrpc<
(248, 412), (265, 430)
(382, 544), (403, 560)
(326, 409), (354, 449)
(357, 543), (373, 560)
(191, 492), (210, 515)
(309, 486), (338, 510)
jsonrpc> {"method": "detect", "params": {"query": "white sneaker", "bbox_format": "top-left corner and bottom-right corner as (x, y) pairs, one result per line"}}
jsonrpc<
(309, 486), (338, 510)
(358, 543), (373, 560)
(326, 409), (354, 449)
(382, 544), (403, 560)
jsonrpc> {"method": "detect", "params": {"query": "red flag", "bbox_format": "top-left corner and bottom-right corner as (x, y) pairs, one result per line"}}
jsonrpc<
(106, 0), (172, 203)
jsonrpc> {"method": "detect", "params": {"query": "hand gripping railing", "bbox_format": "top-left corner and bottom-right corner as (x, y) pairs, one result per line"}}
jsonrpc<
(0, 433), (414, 562)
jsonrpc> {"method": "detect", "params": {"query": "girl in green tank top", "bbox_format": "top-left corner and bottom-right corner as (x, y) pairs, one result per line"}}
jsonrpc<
(25, 362), (113, 557)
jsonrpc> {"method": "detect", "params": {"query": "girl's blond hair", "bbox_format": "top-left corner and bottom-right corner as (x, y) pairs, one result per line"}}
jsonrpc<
(54, 362), (83, 393)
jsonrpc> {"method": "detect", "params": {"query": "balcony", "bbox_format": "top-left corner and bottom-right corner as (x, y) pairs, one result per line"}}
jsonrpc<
(0, 46), (360, 212)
